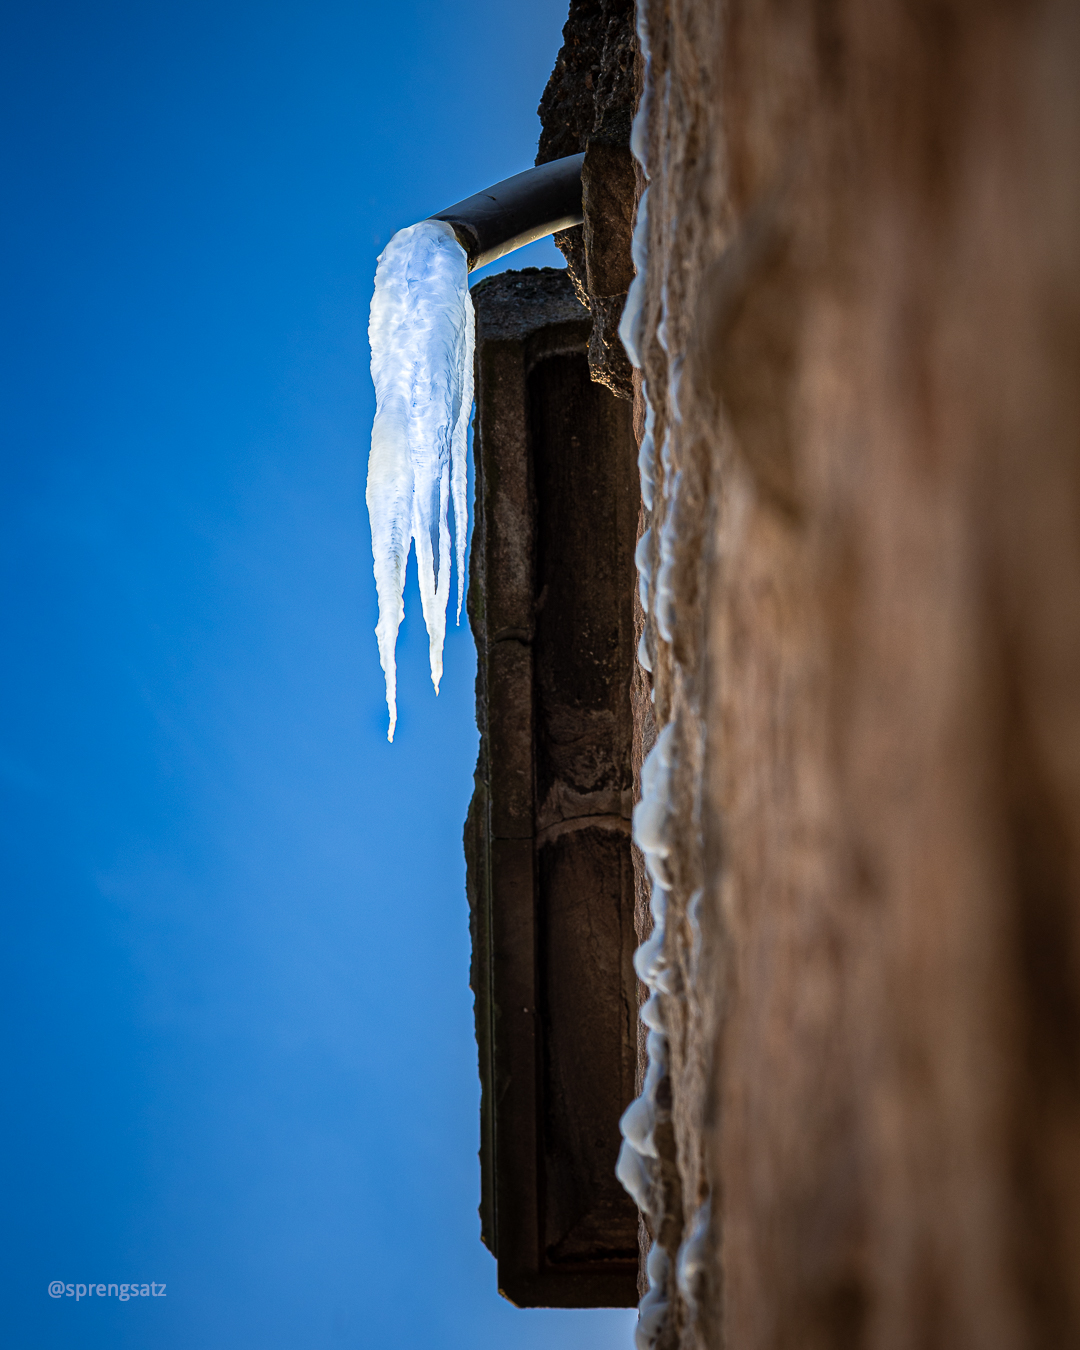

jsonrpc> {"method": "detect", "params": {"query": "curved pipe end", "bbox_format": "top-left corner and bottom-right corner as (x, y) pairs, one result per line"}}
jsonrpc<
(428, 153), (585, 272)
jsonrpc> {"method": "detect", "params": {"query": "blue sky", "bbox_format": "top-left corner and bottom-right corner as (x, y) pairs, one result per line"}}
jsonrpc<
(0, 2), (637, 1345)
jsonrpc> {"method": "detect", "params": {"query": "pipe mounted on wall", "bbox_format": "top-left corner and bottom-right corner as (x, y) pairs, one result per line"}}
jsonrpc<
(429, 153), (585, 271)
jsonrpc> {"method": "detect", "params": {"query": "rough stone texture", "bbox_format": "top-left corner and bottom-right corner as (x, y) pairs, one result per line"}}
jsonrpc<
(465, 268), (640, 1308)
(536, 0), (639, 400)
(629, 0), (1080, 1347)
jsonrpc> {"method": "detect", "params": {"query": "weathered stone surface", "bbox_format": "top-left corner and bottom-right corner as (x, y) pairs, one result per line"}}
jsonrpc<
(536, 0), (637, 165)
(582, 109), (636, 298)
(629, 0), (1080, 1346)
(536, 0), (638, 400)
(465, 268), (640, 1308)
(531, 347), (638, 832)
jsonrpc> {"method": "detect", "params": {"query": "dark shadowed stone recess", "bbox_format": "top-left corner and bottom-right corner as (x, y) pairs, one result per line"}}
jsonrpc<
(535, 0), (638, 401)
(464, 268), (640, 1308)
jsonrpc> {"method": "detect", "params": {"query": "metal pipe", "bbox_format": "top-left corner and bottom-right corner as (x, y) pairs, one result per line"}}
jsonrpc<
(428, 153), (585, 272)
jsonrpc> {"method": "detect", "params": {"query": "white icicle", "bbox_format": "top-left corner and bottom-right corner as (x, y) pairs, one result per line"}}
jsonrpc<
(619, 186), (649, 370)
(616, 1136), (656, 1215)
(636, 527), (654, 614)
(633, 721), (677, 894)
(637, 628), (653, 673)
(630, 0), (652, 175)
(654, 471), (681, 645)
(367, 218), (474, 741)
(617, 724), (680, 1230)
(635, 1244), (671, 1350)
(676, 1196), (712, 1313)
(451, 294), (475, 626)
(638, 386), (656, 509)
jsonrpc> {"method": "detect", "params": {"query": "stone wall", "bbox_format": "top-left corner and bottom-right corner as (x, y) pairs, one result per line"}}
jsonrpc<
(532, 0), (1080, 1341)
(625, 0), (1080, 1347)
(536, 0), (639, 401)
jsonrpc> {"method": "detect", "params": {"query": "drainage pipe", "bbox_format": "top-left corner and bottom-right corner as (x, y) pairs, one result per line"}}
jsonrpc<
(428, 152), (585, 272)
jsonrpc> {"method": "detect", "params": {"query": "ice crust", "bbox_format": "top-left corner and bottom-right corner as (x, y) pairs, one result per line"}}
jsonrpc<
(654, 471), (681, 643)
(620, 0), (652, 379)
(637, 391), (656, 510)
(367, 219), (474, 741)
(618, 11), (682, 1341)
(676, 1196), (711, 1313)
(618, 187), (650, 370)
(616, 724), (677, 1235)
(636, 1244), (671, 1350)
(630, 0), (653, 175)
(635, 527), (653, 615)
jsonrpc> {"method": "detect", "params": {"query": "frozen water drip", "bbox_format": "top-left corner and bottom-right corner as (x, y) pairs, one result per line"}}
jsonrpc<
(366, 220), (474, 741)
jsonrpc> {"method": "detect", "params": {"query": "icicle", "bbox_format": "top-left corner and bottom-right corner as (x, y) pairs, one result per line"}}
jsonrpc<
(686, 887), (704, 981)
(621, 0), (653, 373)
(654, 471), (682, 644)
(676, 1197), (711, 1314)
(636, 1244), (671, 1350)
(616, 1136), (656, 1215)
(619, 187), (650, 370)
(638, 390), (656, 510)
(617, 724), (679, 1221)
(367, 219), (474, 741)
(630, 0), (653, 176)
(636, 527), (654, 614)
(634, 722), (677, 894)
